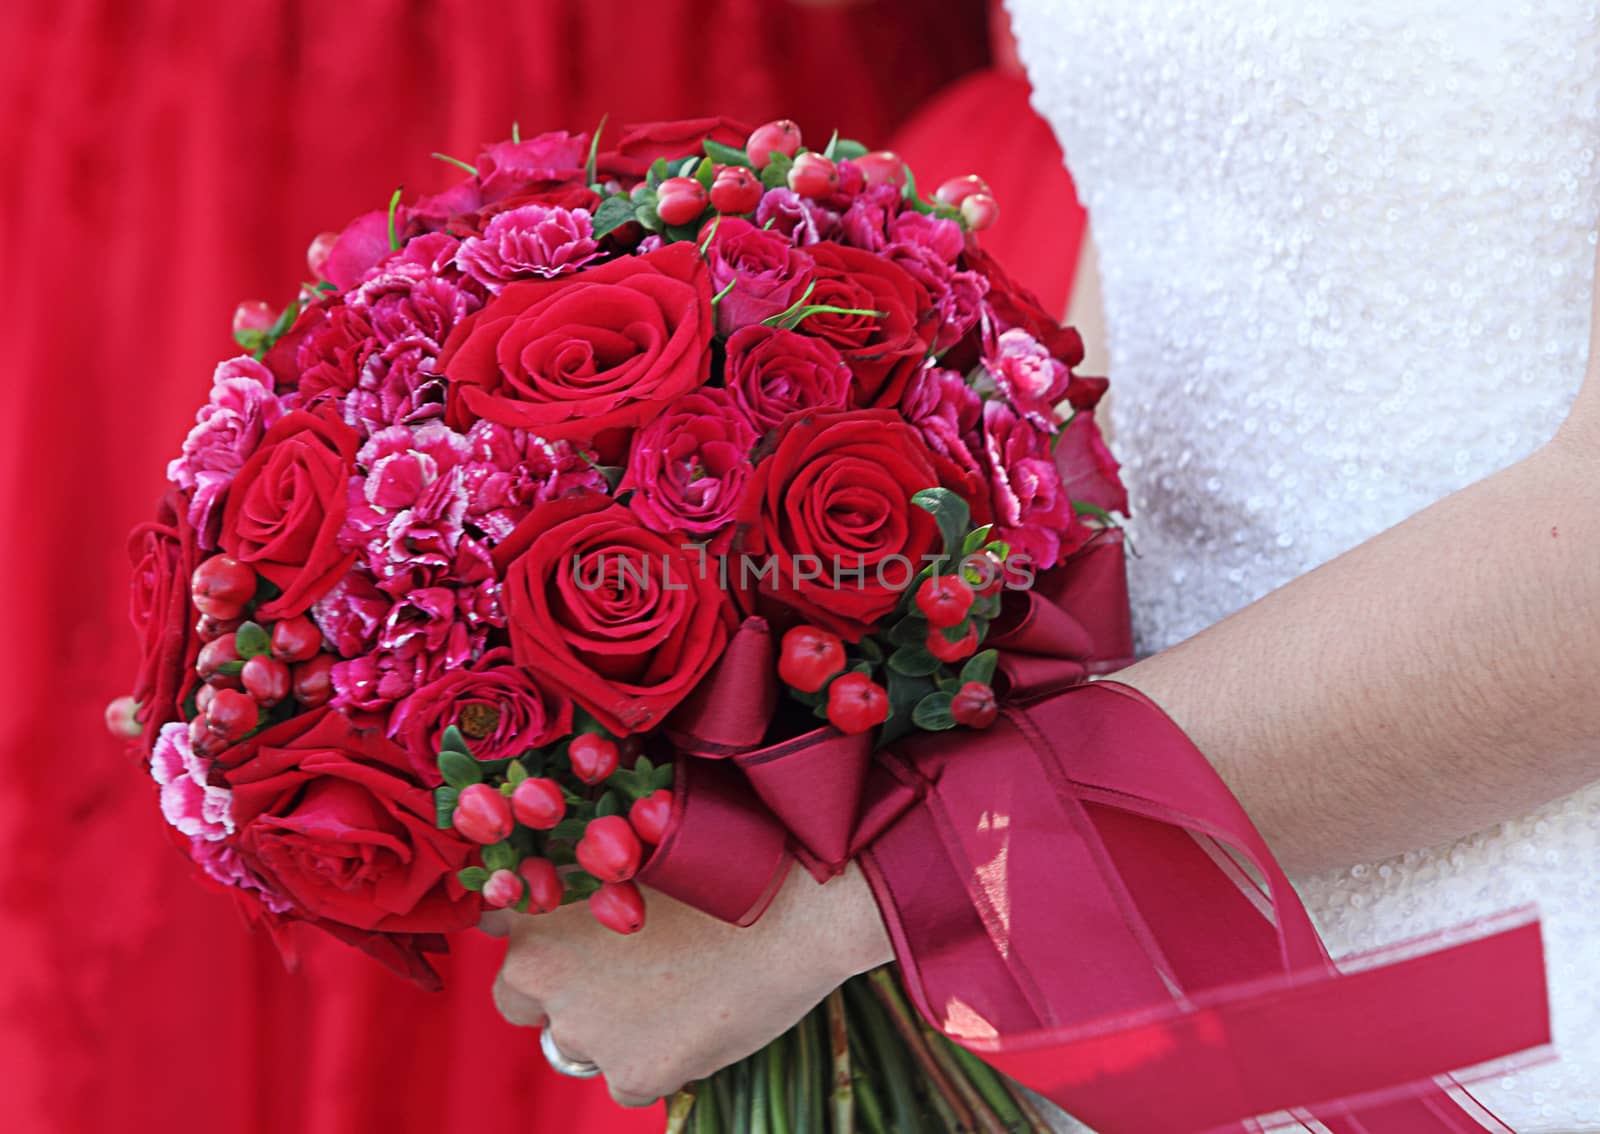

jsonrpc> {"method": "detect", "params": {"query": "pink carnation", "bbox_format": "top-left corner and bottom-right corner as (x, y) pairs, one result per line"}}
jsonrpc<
(839, 184), (905, 253)
(167, 356), (285, 545)
(342, 263), (480, 433)
(986, 328), (1072, 431)
(755, 188), (839, 246)
(901, 366), (983, 474)
(189, 839), (292, 914)
(477, 132), (590, 203)
(150, 721), (233, 842)
(887, 241), (987, 353)
(332, 587), (483, 715)
(312, 570), (390, 658)
(460, 420), (607, 543)
(889, 212), (965, 262)
(455, 205), (600, 291)
(619, 388), (758, 545)
(981, 401), (1089, 570)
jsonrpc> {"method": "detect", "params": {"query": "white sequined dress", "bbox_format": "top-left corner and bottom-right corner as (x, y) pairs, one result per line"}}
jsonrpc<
(1007, 0), (1600, 1129)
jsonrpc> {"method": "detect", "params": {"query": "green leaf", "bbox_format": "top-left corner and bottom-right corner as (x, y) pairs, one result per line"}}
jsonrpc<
(591, 195), (638, 240)
(652, 763), (675, 791)
(703, 138), (751, 167)
(482, 841), (518, 873)
(551, 817), (589, 843)
(832, 138), (868, 162)
(888, 645), (941, 678)
(911, 692), (957, 731)
(561, 872), (602, 904)
(857, 636), (884, 664)
(596, 791), (622, 818)
(759, 152), (794, 191)
(437, 750), (482, 790)
(1074, 500), (1119, 522)
(439, 725), (471, 756)
(233, 328), (266, 354)
(506, 760), (529, 787)
(457, 866), (491, 891)
(912, 487), (970, 560)
(434, 785), (460, 830)
(214, 659), (245, 678)
(386, 185), (404, 250)
(646, 157), (671, 189)
(962, 524), (995, 556)
(764, 303), (886, 331)
(252, 575), (283, 606)
(960, 649), (998, 688)
(821, 130), (841, 160)
(883, 671), (935, 745)
(900, 165), (937, 216)
(887, 615), (929, 649)
(234, 621), (270, 659)
(694, 155), (715, 190)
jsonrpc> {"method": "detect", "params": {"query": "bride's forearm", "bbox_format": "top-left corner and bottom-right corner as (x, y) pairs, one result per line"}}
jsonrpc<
(1115, 428), (1600, 875)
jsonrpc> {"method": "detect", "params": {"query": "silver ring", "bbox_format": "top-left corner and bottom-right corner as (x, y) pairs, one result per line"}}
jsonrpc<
(541, 1028), (601, 1079)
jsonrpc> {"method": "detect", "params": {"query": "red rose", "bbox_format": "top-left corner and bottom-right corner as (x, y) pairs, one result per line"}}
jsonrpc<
(1055, 409), (1129, 515)
(388, 647), (574, 785)
(218, 408), (360, 620)
(595, 117), (751, 181)
(724, 325), (852, 433)
(703, 218), (816, 335)
(492, 492), (734, 735)
(126, 488), (200, 745)
(800, 243), (937, 408)
(735, 409), (944, 641)
(220, 708), (479, 943)
(441, 243), (713, 457)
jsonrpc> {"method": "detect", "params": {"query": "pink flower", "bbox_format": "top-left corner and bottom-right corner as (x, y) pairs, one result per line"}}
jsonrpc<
(266, 303), (379, 407)
(839, 184), (905, 253)
(342, 264), (481, 433)
(703, 218), (816, 335)
(724, 325), (852, 433)
(312, 570), (390, 657)
(1055, 409), (1129, 515)
(345, 423), (474, 584)
(981, 401), (1089, 570)
(150, 722), (233, 841)
(755, 188), (839, 246)
(901, 366), (983, 474)
(477, 132), (590, 203)
(388, 647), (573, 784)
(456, 205), (600, 291)
(167, 357), (285, 545)
(619, 388), (757, 544)
(987, 328), (1072, 432)
(460, 420), (607, 543)
(887, 241), (988, 353)
(323, 211), (402, 291)
(189, 839), (293, 914)
(890, 212), (965, 263)
(332, 587), (483, 715)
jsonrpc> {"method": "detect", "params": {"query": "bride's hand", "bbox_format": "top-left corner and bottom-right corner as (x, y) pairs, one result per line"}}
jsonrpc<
(481, 861), (892, 1107)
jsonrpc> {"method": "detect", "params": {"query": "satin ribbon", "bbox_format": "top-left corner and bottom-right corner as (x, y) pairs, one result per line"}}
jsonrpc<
(638, 532), (1551, 1131)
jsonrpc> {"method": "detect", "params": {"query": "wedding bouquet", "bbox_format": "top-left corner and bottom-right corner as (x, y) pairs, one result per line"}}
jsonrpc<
(115, 116), (1129, 1132)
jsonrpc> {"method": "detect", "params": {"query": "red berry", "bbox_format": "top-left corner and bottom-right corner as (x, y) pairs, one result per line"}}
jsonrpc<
(292, 655), (335, 707)
(205, 688), (259, 742)
(745, 119), (802, 169)
(960, 193), (1000, 232)
(194, 683), (217, 717)
(482, 868), (524, 910)
(589, 880), (646, 935)
(787, 152), (839, 200)
(197, 634), (242, 682)
(962, 550), (1007, 598)
(778, 625), (847, 693)
(453, 783), (514, 845)
(656, 176), (710, 226)
(193, 555), (258, 607)
(710, 165), (763, 214)
(934, 174), (991, 207)
(629, 789), (674, 845)
(853, 150), (907, 189)
(511, 777), (566, 830)
(518, 857), (563, 914)
(195, 613), (244, 642)
(926, 622), (980, 664)
(232, 300), (275, 337)
(576, 815), (642, 882)
(270, 615), (323, 663)
(104, 695), (142, 739)
(568, 734), (619, 785)
(192, 593), (246, 622)
(241, 655), (291, 706)
(306, 231), (338, 280)
(915, 575), (975, 629)
(188, 716), (220, 756)
(951, 681), (998, 730)
(826, 673), (889, 735)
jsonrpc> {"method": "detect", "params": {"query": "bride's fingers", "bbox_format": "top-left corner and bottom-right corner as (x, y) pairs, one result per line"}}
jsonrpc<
(477, 909), (518, 938)
(491, 968), (547, 1029)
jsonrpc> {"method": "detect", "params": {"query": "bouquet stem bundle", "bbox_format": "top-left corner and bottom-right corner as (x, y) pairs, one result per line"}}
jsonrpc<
(668, 967), (1051, 1134)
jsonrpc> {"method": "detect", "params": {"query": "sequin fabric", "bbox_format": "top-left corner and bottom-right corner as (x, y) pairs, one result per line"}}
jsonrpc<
(1008, 1), (1600, 1128)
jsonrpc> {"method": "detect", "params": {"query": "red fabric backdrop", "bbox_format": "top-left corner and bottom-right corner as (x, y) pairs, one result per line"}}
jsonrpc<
(0, 4), (988, 1132)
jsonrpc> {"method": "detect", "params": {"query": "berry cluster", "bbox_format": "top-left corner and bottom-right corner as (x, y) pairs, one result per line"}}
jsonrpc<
(776, 489), (1008, 739)
(438, 726), (675, 935)
(186, 555), (335, 756)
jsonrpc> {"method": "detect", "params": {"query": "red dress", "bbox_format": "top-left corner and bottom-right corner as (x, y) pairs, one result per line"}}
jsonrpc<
(0, 3), (984, 1131)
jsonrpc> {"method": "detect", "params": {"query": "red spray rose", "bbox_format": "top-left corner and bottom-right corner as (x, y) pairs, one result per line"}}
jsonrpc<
(127, 489), (200, 744)
(797, 243), (937, 408)
(594, 117), (751, 182)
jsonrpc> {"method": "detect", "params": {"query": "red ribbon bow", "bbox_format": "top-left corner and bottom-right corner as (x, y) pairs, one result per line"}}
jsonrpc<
(639, 534), (1551, 1132)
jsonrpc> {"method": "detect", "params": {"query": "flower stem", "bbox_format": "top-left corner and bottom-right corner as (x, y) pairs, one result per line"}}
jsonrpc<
(826, 989), (855, 1134)
(751, 1052), (771, 1134)
(924, 1026), (1021, 1134)
(666, 1086), (699, 1134)
(795, 1006), (822, 1133)
(866, 969), (976, 1134)
(851, 1071), (890, 1134)
(844, 976), (921, 1130)
(999, 1076), (1055, 1133)
(731, 1059), (753, 1134)
(765, 1033), (791, 1134)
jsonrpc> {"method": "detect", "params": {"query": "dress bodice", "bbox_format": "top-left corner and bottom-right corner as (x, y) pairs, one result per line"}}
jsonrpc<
(1007, 1), (1600, 1128)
